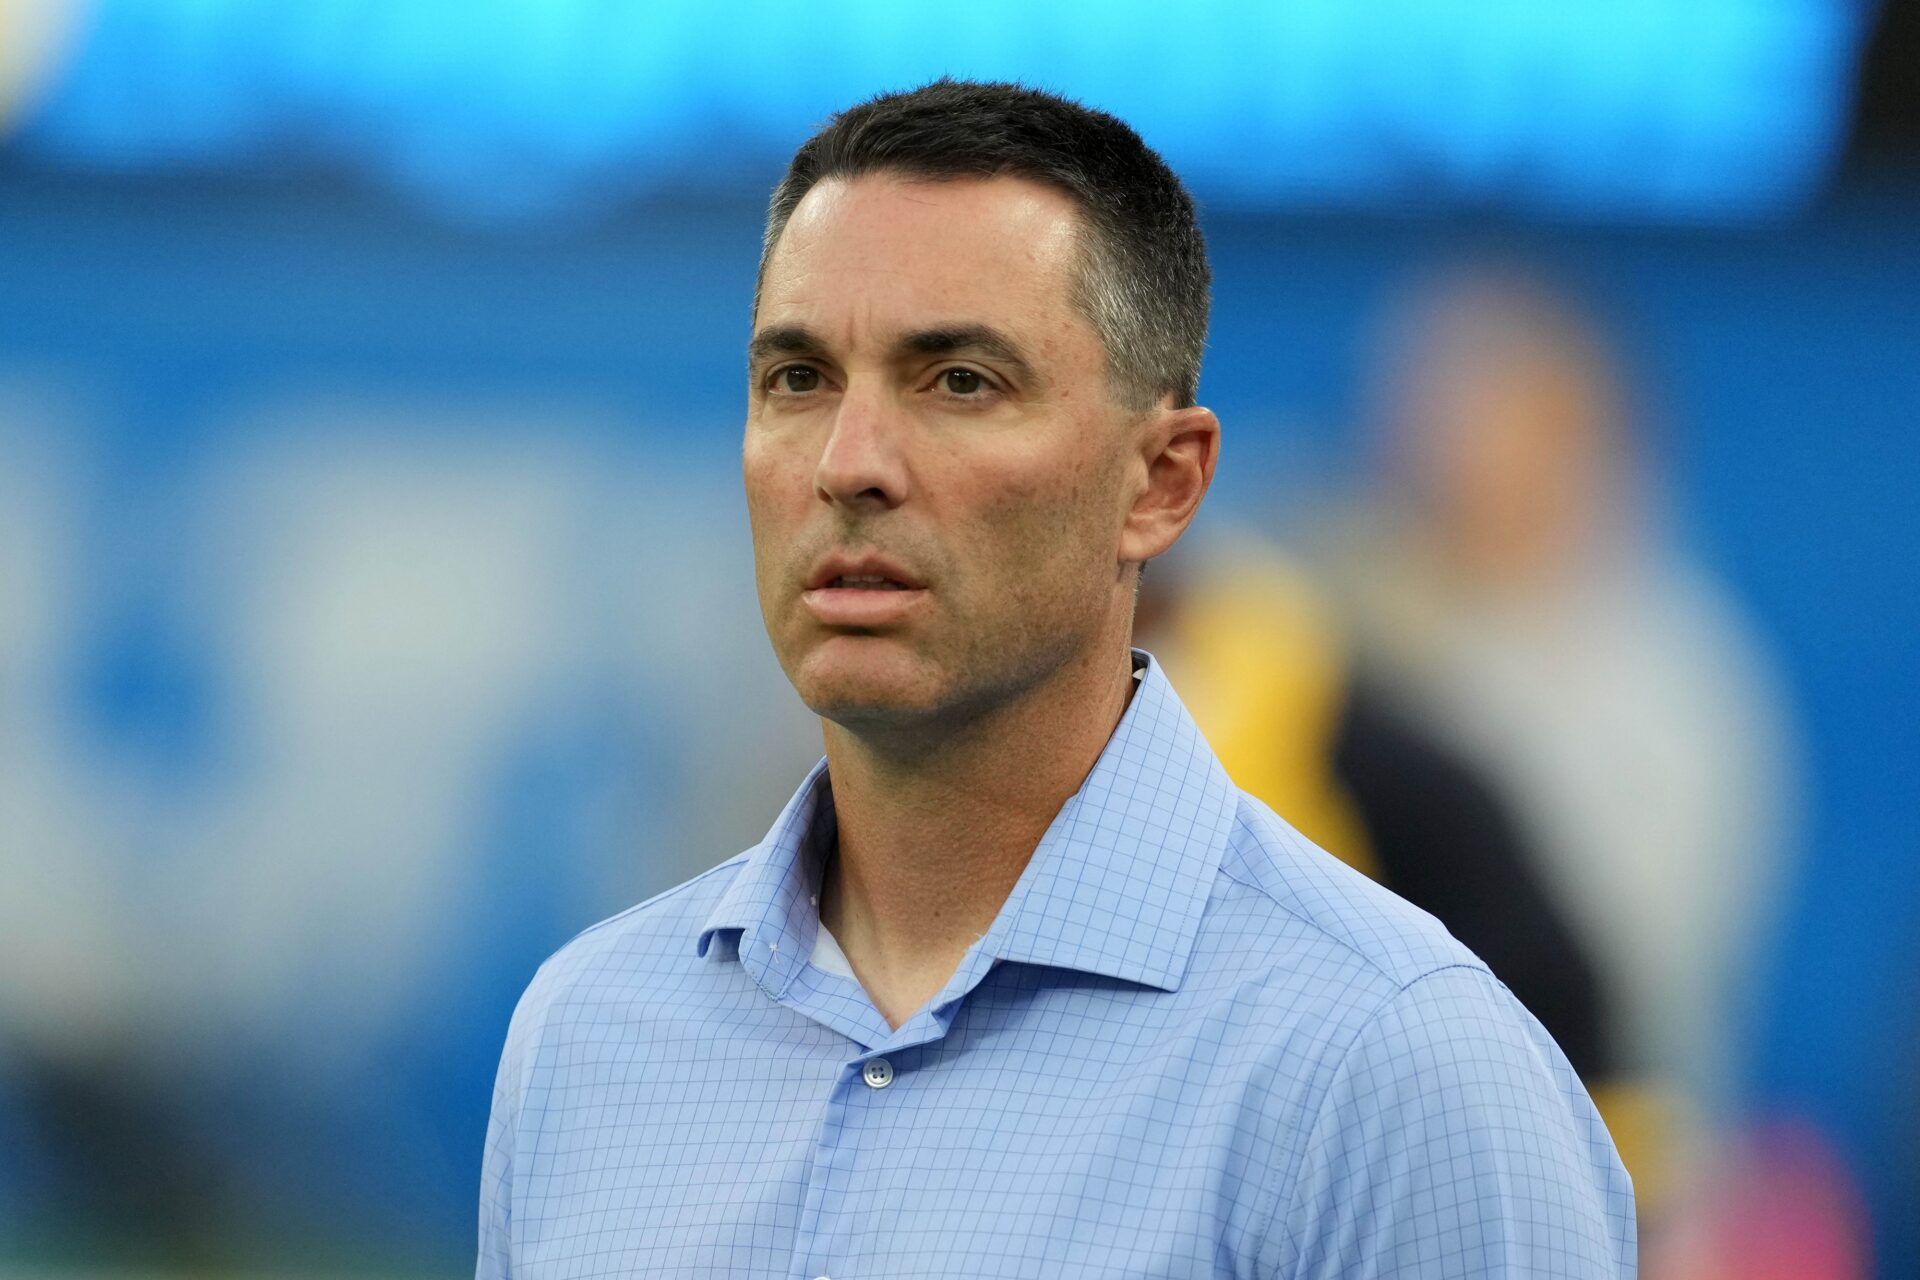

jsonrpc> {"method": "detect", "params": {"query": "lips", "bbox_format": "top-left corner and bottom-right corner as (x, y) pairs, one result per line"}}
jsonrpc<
(802, 552), (927, 626)
(804, 553), (924, 592)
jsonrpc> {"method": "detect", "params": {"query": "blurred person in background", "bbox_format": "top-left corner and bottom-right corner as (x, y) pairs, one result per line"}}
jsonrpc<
(1316, 262), (1801, 1221)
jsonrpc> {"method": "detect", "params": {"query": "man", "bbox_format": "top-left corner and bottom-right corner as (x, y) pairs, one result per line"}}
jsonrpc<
(478, 80), (1635, 1278)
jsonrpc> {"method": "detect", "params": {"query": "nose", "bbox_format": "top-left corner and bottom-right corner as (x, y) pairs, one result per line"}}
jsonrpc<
(814, 386), (909, 511)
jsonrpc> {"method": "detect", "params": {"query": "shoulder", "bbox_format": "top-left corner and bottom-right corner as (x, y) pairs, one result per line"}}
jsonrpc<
(1205, 788), (1487, 993)
(507, 852), (752, 1039)
(1206, 804), (1638, 1271)
(1274, 961), (1637, 1274)
(1204, 799), (1639, 1273)
(1178, 787), (1510, 1121)
(1185, 793), (1637, 1272)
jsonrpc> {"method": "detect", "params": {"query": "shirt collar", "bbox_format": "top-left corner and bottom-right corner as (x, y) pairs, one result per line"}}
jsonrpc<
(697, 650), (1238, 995)
(696, 755), (833, 997)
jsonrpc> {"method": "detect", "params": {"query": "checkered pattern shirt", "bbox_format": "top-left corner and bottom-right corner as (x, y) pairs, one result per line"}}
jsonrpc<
(478, 653), (1636, 1277)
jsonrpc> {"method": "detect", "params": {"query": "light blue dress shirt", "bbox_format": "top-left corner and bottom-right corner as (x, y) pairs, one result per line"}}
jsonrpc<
(479, 653), (1635, 1278)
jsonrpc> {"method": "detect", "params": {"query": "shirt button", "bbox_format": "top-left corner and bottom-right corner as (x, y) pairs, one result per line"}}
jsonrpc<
(862, 1057), (894, 1089)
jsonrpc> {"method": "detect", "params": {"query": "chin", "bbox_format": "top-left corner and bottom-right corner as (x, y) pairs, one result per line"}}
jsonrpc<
(789, 638), (952, 728)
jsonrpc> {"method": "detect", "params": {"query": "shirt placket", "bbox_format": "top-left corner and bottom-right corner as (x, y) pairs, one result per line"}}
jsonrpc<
(786, 1048), (903, 1280)
(774, 937), (1003, 1279)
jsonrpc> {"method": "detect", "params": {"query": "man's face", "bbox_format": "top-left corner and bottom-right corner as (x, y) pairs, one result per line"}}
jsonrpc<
(744, 173), (1140, 733)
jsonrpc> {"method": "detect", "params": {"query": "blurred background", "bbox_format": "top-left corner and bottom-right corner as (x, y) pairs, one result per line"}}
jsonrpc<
(0, 1), (1915, 1276)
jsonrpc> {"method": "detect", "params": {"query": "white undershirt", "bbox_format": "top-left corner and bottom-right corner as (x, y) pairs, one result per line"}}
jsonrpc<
(809, 919), (857, 979)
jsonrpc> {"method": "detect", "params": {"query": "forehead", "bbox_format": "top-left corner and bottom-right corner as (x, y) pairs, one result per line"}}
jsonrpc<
(758, 174), (1094, 349)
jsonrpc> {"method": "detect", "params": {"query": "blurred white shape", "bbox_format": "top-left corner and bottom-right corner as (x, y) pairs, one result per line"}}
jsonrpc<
(591, 453), (819, 894)
(0, 374), (136, 1057)
(0, 387), (821, 1089)
(179, 400), (816, 1074)
(0, 0), (92, 127)
(182, 413), (607, 1067)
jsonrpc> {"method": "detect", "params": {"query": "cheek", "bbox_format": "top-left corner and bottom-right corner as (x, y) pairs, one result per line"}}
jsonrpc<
(742, 434), (809, 535)
(968, 447), (1123, 597)
(741, 440), (808, 612)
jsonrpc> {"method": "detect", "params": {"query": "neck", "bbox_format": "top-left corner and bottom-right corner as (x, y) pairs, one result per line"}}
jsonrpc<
(816, 640), (1139, 1028)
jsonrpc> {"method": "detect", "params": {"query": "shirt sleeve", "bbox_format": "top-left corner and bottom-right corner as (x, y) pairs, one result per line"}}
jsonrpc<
(1272, 964), (1637, 1279)
(477, 974), (545, 1280)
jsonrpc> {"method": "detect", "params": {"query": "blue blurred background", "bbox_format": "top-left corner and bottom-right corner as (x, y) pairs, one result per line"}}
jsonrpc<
(1, 2), (1915, 1276)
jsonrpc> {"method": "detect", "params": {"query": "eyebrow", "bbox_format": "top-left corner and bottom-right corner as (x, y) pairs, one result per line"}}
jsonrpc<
(746, 324), (825, 373)
(897, 325), (1035, 383)
(746, 322), (1040, 387)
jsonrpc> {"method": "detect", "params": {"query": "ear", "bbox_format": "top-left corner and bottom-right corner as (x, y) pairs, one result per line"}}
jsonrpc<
(1119, 404), (1219, 565)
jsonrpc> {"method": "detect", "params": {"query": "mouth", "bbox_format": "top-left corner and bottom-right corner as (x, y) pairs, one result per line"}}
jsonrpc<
(801, 560), (928, 626)
(822, 574), (912, 591)
(804, 554), (926, 593)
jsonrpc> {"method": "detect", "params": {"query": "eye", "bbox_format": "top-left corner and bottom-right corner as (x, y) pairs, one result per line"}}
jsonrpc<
(770, 365), (821, 394)
(940, 368), (985, 396)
